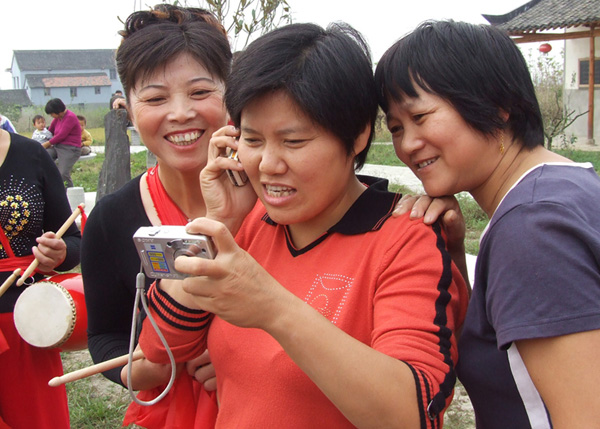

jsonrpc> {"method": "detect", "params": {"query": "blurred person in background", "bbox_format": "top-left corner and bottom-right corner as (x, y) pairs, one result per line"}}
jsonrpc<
(44, 98), (81, 188)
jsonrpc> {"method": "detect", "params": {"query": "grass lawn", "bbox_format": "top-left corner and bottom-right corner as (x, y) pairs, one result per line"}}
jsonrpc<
(365, 143), (405, 166)
(555, 147), (600, 170)
(71, 150), (147, 192)
(62, 351), (131, 428)
(87, 127), (106, 145)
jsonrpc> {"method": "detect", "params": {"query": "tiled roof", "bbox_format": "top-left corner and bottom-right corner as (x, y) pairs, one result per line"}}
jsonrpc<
(483, 0), (600, 32)
(26, 73), (112, 88)
(0, 89), (32, 106)
(13, 49), (117, 72)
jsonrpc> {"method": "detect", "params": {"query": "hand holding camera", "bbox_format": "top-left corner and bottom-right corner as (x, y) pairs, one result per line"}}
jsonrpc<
(157, 217), (292, 331)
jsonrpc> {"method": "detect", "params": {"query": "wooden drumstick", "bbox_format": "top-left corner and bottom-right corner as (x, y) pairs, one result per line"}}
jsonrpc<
(0, 269), (22, 299)
(48, 350), (144, 387)
(16, 204), (84, 287)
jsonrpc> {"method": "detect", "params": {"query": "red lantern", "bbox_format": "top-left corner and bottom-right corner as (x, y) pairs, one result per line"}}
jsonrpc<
(538, 43), (552, 53)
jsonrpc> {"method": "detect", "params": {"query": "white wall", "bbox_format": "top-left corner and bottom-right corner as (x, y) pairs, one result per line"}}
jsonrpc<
(564, 26), (600, 143)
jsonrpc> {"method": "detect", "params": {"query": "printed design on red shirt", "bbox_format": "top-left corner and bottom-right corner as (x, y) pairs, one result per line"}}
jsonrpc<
(304, 273), (353, 325)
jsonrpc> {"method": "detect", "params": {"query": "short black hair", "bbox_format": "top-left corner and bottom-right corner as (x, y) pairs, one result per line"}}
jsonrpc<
(226, 22), (378, 170)
(45, 98), (66, 115)
(374, 20), (544, 149)
(32, 114), (45, 125)
(116, 4), (231, 99)
(77, 115), (86, 123)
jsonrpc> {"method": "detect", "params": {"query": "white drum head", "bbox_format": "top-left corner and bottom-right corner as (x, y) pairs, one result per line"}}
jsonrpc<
(13, 282), (76, 349)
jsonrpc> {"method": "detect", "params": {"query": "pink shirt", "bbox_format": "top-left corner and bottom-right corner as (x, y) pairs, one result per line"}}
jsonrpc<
(48, 110), (81, 147)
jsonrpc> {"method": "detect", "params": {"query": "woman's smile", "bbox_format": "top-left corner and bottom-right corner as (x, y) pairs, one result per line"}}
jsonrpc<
(165, 129), (203, 146)
(415, 157), (438, 170)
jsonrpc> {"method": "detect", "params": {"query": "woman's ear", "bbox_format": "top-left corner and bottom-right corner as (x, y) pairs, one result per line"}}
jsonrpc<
(353, 124), (371, 156)
(130, 117), (140, 136)
(499, 109), (510, 123)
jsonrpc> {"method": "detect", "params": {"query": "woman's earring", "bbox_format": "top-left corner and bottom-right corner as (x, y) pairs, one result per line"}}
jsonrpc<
(500, 134), (505, 155)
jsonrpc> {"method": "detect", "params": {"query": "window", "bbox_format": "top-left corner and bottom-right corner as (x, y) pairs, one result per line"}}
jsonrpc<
(44, 88), (51, 96)
(70, 87), (78, 97)
(579, 59), (600, 86)
(109, 69), (117, 80)
(95, 86), (101, 94)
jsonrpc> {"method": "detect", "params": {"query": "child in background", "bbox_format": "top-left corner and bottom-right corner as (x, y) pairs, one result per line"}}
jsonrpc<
(77, 115), (93, 155)
(31, 115), (53, 145)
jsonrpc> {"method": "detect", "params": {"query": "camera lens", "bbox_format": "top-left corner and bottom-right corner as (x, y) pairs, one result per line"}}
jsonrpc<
(185, 243), (203, 257)
(172, 241), (204, 259)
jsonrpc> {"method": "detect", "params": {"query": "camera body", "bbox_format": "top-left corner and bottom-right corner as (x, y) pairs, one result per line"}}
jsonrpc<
(226, 148), (248, 187)
(133, 226), (217, 280)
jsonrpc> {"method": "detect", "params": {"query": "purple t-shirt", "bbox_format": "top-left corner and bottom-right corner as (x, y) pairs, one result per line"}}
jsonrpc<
(457, 163), (600, 428)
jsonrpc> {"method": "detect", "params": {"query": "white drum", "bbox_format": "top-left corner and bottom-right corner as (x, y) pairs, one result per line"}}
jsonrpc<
(13, 273), (87, 351)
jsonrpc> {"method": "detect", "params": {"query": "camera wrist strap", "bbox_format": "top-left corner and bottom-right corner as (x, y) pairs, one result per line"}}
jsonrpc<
(127, 264), (177, 406)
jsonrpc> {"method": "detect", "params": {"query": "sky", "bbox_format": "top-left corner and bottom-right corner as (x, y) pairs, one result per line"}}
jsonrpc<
(1, 0), (536, 90)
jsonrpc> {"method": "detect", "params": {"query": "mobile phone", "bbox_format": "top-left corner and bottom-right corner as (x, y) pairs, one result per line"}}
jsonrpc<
(226, 148), (248, 187)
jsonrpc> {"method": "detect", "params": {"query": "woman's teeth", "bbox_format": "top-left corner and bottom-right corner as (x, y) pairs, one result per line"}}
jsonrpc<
(167, 131), (200, 145)
(417, 159), (436, 169)
(266, 185), (294, 197)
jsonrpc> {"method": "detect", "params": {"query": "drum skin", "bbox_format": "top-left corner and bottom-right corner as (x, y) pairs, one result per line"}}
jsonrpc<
(13, 273), (88, 351)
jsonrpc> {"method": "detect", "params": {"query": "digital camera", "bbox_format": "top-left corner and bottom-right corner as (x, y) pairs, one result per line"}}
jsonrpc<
(226, 148), (248, 187)
(133, 226), (217, 280)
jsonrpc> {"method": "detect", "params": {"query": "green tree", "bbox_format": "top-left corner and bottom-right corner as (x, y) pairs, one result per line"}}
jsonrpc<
(0, 102), (22, 125)
(171, 0), (292, 50)
(527, 48), (587, 150)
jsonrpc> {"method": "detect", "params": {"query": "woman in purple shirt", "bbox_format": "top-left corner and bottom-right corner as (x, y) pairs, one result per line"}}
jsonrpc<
(44, 98), (81, 188)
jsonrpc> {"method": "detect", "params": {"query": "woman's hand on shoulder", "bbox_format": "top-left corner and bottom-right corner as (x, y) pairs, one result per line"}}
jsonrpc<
(394, 194), (471, 289)
(201, 125), (257, 235)
(394, 194), (465, 253)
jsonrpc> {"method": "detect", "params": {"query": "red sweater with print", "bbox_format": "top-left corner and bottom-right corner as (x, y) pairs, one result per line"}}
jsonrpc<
(140, 178), (469, 428)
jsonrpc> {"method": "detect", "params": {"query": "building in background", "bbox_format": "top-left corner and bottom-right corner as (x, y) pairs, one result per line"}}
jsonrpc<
(8, 49), (122, 108)
(484, 0), (600, 144)
(0, 89), (32, 109)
